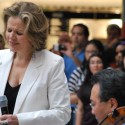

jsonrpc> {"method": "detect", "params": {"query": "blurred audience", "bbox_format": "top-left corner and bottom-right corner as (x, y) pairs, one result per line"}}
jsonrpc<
(65, 23), (89, 125)
(112, 39), (125, 69)
(62, 23), (89, 81)
(105, 24), (121, 68)
(76, 52), (108, 125)
(106, 24), (121, 47)
(51, 32), (71, 56)
(68, 39), (105, 105)
(105, 38), (125, 69)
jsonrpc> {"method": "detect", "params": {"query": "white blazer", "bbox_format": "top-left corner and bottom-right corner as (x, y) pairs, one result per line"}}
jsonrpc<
(0, 49), (71, 125)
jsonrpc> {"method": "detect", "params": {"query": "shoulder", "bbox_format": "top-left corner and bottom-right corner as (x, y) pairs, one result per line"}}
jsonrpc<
(0, 49), (10, 54)
(35, 49), (64, 65)
(0, 49), (13, 58)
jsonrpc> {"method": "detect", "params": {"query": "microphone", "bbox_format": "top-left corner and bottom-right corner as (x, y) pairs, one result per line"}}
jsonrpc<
(0, 95), (9, 115)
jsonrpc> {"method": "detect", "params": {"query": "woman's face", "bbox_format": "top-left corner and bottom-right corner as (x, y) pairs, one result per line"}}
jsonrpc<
(85, 44), (99, 61)
(89, 56), (103, 75)
(5, 17), (32, 52)
(115, 44), (125, 65)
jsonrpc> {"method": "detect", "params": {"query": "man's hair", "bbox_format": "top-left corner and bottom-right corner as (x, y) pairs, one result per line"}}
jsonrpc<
(91, 68), (125, 107)
(72, 23), (89, 38)
(107, 24), (121, 36)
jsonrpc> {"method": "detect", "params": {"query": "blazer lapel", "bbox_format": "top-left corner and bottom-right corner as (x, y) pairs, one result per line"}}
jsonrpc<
(0, 51), (14, 96)
(14, 52), (43, 114)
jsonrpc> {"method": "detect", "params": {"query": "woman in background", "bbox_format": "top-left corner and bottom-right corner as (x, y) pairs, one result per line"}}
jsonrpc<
(76, 52), (108, 125)
(69, 39), (105, 104)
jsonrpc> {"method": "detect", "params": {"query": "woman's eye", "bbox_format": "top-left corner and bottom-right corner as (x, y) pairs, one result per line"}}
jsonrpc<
(16, 32), (23, 35)
(7, 29), (12, 32)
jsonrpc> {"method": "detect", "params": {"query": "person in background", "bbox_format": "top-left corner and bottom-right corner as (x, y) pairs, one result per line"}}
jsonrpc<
(62, 23), (89, 81)
(68, 39), (105, 125)
(105, 24), (121, 68)
(69, 39), (105, 105)
(106, 24), (121, 48)
(65, 24), (89, 125)
(0, 2), (71, 125)
(106, 38), (125, 69)
(76, 52), (108, 125)
(0, 34), (5, 49)
(51, 32), (71, 57)
(90, 68), (125, 125)
(112, 39), (125, 69)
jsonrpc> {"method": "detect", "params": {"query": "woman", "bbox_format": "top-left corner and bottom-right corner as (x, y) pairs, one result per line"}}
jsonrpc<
(113, 39), (125, 69)
(76, 52), (108, 125)
(106, 39), (125, 69)
(68, 39), (105, 104)
(0, 2), (71, 125)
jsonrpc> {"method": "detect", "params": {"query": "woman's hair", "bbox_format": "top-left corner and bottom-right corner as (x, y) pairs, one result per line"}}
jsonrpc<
(79, 52), (108, 104)
(112, 38), (125, 52)
(3, 2), (49, 51)
(81, 39), (105, 72)
(109, 38), (125, 64)
(88, 39), (104, 53)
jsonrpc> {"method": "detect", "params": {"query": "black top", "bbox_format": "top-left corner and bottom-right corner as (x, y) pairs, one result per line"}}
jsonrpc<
(4, 82), (21, 114)
(77, 82), (98, 125)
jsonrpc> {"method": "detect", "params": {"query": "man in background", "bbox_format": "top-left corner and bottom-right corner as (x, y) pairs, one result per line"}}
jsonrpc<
(106, 24), (121, 47)
(90, 68), (125, 125)
(105, 24), (121, 68)
(62, 23), (89, 81)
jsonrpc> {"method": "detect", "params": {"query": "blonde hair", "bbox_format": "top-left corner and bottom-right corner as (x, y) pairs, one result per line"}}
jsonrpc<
(3, 2), (49, 51)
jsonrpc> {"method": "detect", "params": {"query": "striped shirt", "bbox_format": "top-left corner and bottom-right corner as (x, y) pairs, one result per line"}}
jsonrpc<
(68, 67), (86, 93)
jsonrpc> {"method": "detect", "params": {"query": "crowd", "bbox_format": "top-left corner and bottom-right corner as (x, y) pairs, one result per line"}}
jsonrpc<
(51, 19), (125, 125)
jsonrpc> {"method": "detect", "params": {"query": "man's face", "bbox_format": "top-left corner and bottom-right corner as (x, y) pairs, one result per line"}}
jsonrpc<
(71, 26), (88, 48)
(90, 84), (112, 123)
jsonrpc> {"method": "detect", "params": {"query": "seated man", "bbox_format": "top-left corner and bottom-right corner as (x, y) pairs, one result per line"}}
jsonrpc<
(90, 68), (125, 125)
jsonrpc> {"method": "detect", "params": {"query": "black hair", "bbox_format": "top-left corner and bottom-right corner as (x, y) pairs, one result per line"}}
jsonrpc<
(81, 39), (105, 72)
(110, 38), (125, 64)
(78, 52), (108, 105)
(72, 23), (89, 38)
(91, 68), (125, 107)
(107, 24), (121, 36)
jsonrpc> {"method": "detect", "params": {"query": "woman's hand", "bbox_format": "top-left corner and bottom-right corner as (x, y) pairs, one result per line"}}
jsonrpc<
(0, 115), (19, 125)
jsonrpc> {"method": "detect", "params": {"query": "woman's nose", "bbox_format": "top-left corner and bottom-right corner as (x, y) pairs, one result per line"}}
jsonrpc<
(9, 32), (16, 39)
